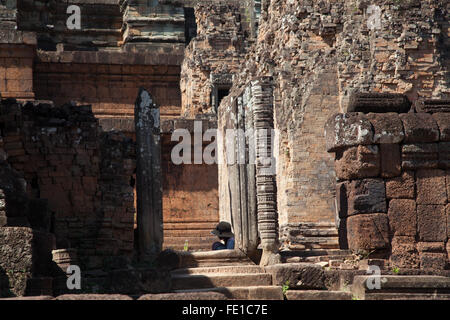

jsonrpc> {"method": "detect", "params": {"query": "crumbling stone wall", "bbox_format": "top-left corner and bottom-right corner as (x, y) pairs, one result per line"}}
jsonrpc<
(336, 0), (450, 107)
(180, 1), (250, 118)
(325, 97), (450, 270)
(0, 127), (54, 297)
(0, 99), (135, 270)
(219, 0), (450, 250)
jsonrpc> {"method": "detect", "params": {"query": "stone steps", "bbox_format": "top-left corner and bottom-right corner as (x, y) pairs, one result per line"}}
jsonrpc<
(172, 265), (265, 275)
(352, 275), (450, 300)
(177, 250), (255, 268)
(174, 286), (283, 300)
(170, 249), (281, 299)
(172, 273), (273, 291)
(285, 290), (352, 300)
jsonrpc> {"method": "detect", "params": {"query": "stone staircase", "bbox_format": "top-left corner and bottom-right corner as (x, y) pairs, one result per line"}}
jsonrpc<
(170, 250), (357, 300)
(171, 250), (284, 300)
(170, 250), (450, 300)
(169, 250), (354, 300)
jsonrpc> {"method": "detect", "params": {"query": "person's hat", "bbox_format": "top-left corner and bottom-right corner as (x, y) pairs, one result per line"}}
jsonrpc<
(211, 221), (234, 238)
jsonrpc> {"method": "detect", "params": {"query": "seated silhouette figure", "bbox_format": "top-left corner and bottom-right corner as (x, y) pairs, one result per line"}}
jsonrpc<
(211, 221), (235, 250)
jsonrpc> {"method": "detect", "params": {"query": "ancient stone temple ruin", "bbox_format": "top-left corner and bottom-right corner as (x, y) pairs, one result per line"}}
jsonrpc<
(0, 0), (449, 300)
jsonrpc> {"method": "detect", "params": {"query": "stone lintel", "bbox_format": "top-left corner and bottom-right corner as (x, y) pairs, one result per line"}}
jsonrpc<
(348, 93), (411, 113)
(416, 99), (450, 113)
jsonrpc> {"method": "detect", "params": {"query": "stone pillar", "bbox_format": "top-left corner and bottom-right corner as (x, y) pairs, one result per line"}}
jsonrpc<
(234, 93), (259, 258)
(134, 88), (163, 259)
(251, 77), (280, 266)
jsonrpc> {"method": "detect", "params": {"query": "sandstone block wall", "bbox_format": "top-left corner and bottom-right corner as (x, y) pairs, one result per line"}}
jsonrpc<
(161, 119), (219, 251)
(33, 54), (182, 121)
(0, 29), (36, 100)
(326, 99), (450, 270)
(0, 99), (136, 269)
(0, 126), (55, 297)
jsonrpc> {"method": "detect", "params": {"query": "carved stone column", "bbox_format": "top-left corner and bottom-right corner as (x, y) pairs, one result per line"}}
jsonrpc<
(251, 77), (280, 266)
(134, 88), (163, 259)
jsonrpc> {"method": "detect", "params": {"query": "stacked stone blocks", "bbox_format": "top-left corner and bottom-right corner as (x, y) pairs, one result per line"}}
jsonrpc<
(326, 97), (450, 270)
(0, 99), (136, 272)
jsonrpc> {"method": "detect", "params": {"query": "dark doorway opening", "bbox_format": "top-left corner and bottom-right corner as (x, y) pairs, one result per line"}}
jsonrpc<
(218, 88), (230, 106)
(184, 7), (197, 46)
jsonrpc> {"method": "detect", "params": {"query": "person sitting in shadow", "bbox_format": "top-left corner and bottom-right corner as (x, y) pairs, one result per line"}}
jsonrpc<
(211, 221), (235, 250)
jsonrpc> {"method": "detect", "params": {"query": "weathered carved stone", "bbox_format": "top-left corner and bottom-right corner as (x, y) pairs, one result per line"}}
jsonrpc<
(417, 242), (445, 253)
(447, 204), (450, 239)
(417, 205), (446, 242)
(325, 113), (374, 152)
(347, 179), (387, 216)
(380, 144), (401, 178)
(265, 263), (325, 290)
(346, 213), (390, 251)
(419, 252), (447, 270)
(447, 172), (450, 204)
(386, 171), (415, 199)
(390, 236), (419, 268)
(134, 88), (163, 258)
(348, 93), (411, 113)
(447, 243), (450, 263)
(416, 99), (450, 113)
(432, 113), (450, 142)
(388, 199), (416, 236)
(335, 145), (380, 180)
(0, 227), (54, 297)
(399, 113), (440, 143)
(402, 143), (439, 169)
(367, 113), (404, 144)
(237, 93), (258, 257)
(416, 169), (447, 205)
(251, 78), (280, 266)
